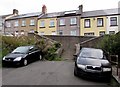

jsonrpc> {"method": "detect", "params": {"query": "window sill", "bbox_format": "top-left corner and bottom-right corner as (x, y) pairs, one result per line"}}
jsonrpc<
(97, 26), (104, 27)
(110, 25), (118, 27)
(84, 26), (91, 28)
(21, 26), (26, 27)
(29, 25), (35, 26)
(59, 25), (66, 27)
(49, 26), (55, 28)
(39, 27), (45, 28)
(70, 24), (77, 26)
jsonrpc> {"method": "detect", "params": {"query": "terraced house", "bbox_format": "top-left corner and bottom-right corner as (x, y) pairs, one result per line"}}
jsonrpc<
(80, 8), (120, 36)
(5, 10), (42, 36)
(38, 5), (60, 35)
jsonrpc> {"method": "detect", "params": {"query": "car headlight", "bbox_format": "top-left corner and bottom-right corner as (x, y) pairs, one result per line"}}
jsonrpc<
(103, 68), (111, 72)
(14, 57), (22, 61)
(77, 64), (86, 70)
(3, 56), (6, 60)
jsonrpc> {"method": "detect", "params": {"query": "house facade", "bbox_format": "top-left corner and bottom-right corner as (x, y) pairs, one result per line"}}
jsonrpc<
(37, 13), (59, 35)
(80, 8), (120, 36)
(5, 12), (41, 36)
(57, 11), (81, 36)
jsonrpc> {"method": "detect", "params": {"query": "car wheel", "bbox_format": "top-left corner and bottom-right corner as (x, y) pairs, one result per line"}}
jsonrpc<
(74, 67), (78, 76)
(23, 59), (28, 66)
(39, 55), (42, 60)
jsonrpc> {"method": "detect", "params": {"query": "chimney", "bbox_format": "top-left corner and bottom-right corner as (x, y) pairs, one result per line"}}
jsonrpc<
(13, 9), (19, 15)
(42, 5), (47, 14)
(78, 5), (83, 14)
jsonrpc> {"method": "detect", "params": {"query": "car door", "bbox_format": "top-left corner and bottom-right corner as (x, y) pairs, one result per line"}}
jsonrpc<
(28, 46), (40, 62)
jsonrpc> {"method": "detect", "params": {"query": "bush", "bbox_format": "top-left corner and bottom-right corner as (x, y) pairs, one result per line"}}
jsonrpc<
(97, 32), (120, 66)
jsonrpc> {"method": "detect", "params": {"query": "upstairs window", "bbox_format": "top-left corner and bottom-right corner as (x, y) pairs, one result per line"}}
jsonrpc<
(40, 20), (45, 28)
(22, 20), (26, 26)
(84, 19), (90, 28)
(97, 18), (103, 27)
(59, 19), (65, 26)
(14, 21), (19, 27)
(70, 18), (77, 25)
(110, 17), (117, 26)
(6, 22), (11, 28)
(49, 20), (55, 27)
(30, 19), (35, 26)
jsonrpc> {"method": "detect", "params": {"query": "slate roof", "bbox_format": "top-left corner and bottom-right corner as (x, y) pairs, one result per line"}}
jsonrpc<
(81, 8), (120, 18)
(38, 10), (82, 19)
(7, 12), (41, 20)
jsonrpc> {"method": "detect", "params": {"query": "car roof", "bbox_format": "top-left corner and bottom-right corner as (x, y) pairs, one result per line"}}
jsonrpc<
(17, 45), (35, 49)
(81, 47), (103, 52)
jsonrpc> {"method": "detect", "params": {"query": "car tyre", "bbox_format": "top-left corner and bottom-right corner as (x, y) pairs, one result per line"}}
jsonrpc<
(74, 67), (78, 77)
(23, 59), (28, 66)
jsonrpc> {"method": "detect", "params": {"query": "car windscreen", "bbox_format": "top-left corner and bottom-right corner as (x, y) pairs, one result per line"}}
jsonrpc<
(79, 48), (103, 59)
(12, 47), (30, 54)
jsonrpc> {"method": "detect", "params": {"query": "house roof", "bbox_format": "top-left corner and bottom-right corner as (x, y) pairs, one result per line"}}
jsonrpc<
(7, 12), (41, 20)
(81, 8), (120, 18)
(38, 10), (82, 19)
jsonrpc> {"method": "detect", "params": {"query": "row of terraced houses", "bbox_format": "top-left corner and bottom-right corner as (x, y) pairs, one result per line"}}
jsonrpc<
(1, 5), (120, 36)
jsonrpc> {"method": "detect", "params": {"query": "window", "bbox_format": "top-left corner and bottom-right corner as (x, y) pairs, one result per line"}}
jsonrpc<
(30, 19), (35, 26)
(39, 32), (44, 35)
(6, 22), (11, 28)
(14, 21), (19, 27)
(59, 30), (63, 35)
(84, 19), (90, 28)
(22, 20), (26, 26)
(21, 30), (24, 35)
(110, 17), (117, 26)
(52, 31), (56, 35)
(84, 33), (94, 36)
(59, 19), (65, 26)
(70, 18), (77, 25)
(99, 31), (105, 36)
(40, 20), (45, 28)
(70, 30), (77, 36)
(49, 20), (55, 27)
(109, 31), (115, 35)
(15, 31), (19, 36)
(29, 29), (34, 33)
(97, 18), (103, 27)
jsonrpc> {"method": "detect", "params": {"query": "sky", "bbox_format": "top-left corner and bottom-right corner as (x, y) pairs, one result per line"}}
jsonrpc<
(0, 0), (120, 15)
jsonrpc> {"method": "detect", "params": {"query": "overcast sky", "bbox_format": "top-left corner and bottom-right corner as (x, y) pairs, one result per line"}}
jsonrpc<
(0, 0), (120, 15)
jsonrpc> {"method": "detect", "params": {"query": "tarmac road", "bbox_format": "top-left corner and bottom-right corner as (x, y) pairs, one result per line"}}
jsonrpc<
(2, 61), (112, 86)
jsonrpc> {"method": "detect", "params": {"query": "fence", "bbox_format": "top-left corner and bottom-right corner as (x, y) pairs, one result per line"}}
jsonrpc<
(110, 55), (120, 82)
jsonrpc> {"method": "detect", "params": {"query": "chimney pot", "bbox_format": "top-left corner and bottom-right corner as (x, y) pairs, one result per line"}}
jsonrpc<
(42, 5), (47, 14)
(78, 5), (83, 13)
(13, 9), (19, 15)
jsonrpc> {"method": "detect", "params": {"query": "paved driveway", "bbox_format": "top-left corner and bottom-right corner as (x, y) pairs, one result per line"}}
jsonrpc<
(2, 61), (111, 85)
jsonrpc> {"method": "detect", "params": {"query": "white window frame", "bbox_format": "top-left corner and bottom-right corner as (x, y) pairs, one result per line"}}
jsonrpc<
(30, 19), (35, 26)
(99, 31), (105, 36)
(59, 19), (65, 26)
(85, 19), (90, 28)
(110, 17), (117, 26)
(97, 18), (103, 27)
(14, 21), (19, 27)
(40, 20), (45, 27)
(70, 30), (77, 36)
(49, 20), (55, 27)
(52, 31), (56, 35)
(70, 18), (77, 25)
(6, 22), (11, 28)
(22, 20), (26, 26)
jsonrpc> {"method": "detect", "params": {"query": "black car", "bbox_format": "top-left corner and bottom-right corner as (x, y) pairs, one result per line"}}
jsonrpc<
(74, 47), (112, 81)
(2, 45), (43, 66)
